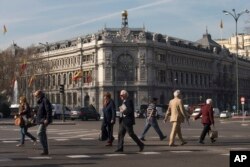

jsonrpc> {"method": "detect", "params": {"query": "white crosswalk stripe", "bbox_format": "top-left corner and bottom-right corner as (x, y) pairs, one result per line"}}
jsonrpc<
(28, 156), (52, 160)
(67, 155), (91, 158)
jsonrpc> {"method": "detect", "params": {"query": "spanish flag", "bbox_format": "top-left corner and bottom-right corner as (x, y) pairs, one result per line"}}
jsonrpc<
(72, 70), (82, 82)
(28, 75), (36, 87)
(20, 59), (27, 75)
(3, 25), (7, 34)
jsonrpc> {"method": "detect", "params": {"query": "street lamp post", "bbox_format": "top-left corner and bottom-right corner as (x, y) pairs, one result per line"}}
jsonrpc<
(39, 42), (50, 98)
(222, 9), (249, 114)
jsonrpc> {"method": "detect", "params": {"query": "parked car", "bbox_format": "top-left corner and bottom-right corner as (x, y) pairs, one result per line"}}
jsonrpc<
(136, 104), (147, 118)
(213, 108), (220, 117)
(155, 105), (166, 119)
(9, 104), (20, 117)
(191, 108), (201, 117)
(220, 111), (231, 118)
(70, 106), (100, 121)
(52, 104), (71, 119)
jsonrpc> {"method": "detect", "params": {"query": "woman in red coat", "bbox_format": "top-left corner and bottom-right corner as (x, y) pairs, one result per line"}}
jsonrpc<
(194, 99), (215, 144)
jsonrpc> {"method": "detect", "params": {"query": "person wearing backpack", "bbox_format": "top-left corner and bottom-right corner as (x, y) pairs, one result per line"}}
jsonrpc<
(16, 96), (37, 147)
(139, 98), (166, 141)
(34, 90), (52, 155)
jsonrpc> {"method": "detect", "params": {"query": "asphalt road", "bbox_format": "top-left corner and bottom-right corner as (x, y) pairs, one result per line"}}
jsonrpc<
(0, 117), (249, 167)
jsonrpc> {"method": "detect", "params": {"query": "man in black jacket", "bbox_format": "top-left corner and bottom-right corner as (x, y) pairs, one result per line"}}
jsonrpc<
(34, 90), (52, 155)
(115, 90), (144, 152)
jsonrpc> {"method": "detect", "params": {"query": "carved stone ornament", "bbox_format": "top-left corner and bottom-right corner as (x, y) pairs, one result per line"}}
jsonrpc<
(120, 27), (131, 42)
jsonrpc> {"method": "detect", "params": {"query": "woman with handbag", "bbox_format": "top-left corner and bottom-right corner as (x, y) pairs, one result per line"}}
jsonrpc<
(194, 98), (216, 144)
(16, 96), (37, 147)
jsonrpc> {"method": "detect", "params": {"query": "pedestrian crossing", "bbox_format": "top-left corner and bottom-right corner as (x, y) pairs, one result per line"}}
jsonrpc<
(1, 127), (250, 143)
(1, 150), (228, 161)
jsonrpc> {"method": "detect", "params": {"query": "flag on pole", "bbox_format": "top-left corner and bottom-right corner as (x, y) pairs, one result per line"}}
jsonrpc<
(220, 19), (223, 29)
(3, 25), (7, 34)
(20, 59), (27, 75)
(72, 70), (82, 82)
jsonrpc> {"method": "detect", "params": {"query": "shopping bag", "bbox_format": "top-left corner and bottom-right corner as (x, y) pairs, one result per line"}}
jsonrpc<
(209, 130), (218, 139)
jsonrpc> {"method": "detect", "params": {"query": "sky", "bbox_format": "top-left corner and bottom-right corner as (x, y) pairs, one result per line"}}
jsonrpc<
(0, 0), (250, 50)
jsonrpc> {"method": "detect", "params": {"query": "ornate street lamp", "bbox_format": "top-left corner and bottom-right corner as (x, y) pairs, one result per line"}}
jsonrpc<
(39, 42), (50, 98)
(222, 9), (249, 113)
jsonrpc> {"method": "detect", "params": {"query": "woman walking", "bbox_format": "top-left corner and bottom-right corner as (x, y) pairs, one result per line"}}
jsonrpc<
(16, 96), (37, 147)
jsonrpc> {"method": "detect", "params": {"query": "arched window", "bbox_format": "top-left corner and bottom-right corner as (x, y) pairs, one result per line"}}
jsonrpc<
(116, 54), (134, 81)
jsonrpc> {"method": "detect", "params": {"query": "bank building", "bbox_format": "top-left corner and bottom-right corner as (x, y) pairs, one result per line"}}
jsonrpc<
(18, 10), (250, 112)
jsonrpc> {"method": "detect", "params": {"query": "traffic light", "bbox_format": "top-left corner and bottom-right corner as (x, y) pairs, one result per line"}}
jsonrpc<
(59, 84), (64, 93)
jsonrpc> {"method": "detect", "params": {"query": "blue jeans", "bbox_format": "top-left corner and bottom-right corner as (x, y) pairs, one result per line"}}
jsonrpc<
(140, 117), (165, 139)
(19, 126), (36, 144)
(37, 124), (48, 152)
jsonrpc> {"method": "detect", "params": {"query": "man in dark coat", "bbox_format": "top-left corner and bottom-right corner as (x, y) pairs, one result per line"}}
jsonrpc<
(115, 90), (144, 152)
(194, 98), (215, 144)
(34, 90), (52, 155)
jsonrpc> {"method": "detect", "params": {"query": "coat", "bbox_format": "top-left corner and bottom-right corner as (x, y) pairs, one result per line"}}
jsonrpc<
(36, 95), (52, 125)
(103, 99), (116, 124)
(165, 97), (187, 123)
(195, 104), (214, 125)
(120, 98), (135, 126)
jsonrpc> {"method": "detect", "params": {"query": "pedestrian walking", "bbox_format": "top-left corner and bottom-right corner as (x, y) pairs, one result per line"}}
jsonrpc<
(164, 90), (189, 146)
(115, 90), (144, 152)
(140, 98), (166, 141)
(16, 96), (37, 147)
(33, 90), (52, 155)
(194, 98), (216, 144)
(101, 92), (116, 146)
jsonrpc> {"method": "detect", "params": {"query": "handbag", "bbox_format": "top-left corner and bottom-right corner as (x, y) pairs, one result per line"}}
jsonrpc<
(209, 129), (218, 139)
(14, 116), (24, 126)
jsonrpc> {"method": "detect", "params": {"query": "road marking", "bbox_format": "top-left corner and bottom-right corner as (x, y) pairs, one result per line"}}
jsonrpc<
(0, 158), (12, 162)
(29, 156), (52, 160)
(230, 147), (249, 150)
(104, 154), (126, 157)
(54, 139), (69, 141)
(241, 123), (248, 126)
(139, 152), (160, 155)
(2, 141), (18, 143)
(221, 153), (229, 156)
(170, 151), (193, 153)
(67, 155), (91, 158)
(80, 138), (95, 140)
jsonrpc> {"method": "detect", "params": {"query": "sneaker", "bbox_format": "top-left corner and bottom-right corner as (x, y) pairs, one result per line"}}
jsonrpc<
(16, 144), (24, 147)
(181, 141), (187, 145)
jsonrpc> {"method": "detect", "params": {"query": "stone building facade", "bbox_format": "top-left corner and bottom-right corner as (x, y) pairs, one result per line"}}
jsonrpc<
(21, 13), (250, 112)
